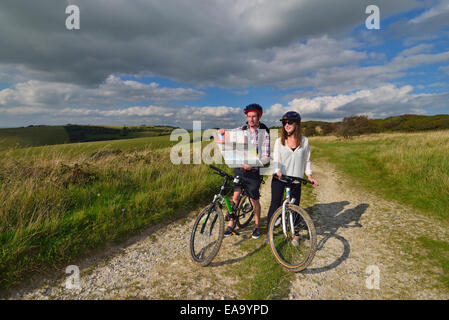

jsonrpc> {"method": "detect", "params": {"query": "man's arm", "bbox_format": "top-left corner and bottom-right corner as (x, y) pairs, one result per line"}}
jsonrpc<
(259, 128), (271, 166)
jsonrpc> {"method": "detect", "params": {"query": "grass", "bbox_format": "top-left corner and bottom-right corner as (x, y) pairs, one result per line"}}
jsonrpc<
(0, 137), (219, 289)
(231, 181), (318, 299)
(309, 130), (449, 221)
(418, 237), (449, 290)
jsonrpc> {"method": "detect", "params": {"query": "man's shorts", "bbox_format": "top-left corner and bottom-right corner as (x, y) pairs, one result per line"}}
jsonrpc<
(233, 168), (262, 200)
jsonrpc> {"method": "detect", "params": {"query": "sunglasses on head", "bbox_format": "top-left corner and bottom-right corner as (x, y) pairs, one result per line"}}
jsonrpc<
(282, 120), (296, 125)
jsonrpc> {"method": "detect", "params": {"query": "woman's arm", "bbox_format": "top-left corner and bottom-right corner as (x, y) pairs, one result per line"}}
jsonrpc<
(273, 138), (282, 177)
(304, 139), (318, 186)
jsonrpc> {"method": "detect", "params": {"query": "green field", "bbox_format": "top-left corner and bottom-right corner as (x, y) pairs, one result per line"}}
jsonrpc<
(1, 134), (181, 159)
(0, 134), (217, 289)
(0, 124), (178, 151)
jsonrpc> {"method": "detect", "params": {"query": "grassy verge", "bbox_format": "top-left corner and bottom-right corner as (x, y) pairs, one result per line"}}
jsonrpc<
(231, 181), (318, 299)
(309, 130), (449, 221)
(0, 138), (219, 289)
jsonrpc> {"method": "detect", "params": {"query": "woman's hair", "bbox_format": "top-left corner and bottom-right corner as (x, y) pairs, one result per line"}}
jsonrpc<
(281, 122), (302, 147)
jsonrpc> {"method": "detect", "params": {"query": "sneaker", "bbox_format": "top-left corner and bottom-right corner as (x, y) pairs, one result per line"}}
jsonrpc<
(224, 226), (233, 237)
(252, 228), (261, 239)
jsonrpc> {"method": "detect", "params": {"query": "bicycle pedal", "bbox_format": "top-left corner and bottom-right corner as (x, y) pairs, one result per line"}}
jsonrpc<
(232, 230), (240, 236)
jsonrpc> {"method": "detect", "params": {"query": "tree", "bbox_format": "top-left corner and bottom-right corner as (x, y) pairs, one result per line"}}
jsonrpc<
(120, 126), (129, 137)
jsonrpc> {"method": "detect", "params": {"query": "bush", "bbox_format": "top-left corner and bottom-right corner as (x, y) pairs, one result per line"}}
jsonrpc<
(304, 125), (317, 137)
(337, 115), (378, 138)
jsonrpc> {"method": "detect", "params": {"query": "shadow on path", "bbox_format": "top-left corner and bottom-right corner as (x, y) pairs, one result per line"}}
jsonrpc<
(301, 201), (369, 274)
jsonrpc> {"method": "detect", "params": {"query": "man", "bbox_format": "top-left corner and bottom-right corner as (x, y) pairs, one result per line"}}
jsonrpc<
(218, 103), (270, 239)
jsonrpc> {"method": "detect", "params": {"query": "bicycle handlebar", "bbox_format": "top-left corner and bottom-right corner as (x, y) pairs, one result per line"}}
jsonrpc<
(273, 173), (313, 185)
(209, 165), (233, 179)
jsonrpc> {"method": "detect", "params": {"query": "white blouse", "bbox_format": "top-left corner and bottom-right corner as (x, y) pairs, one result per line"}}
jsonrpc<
(272, 136), (312, 177)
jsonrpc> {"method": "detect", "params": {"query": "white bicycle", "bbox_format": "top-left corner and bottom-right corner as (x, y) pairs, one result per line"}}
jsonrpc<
(268, 175), (317, 272)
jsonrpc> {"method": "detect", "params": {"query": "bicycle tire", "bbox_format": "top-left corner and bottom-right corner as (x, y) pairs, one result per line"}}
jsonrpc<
(190, 204), (224, 266)
(236, 194), (254, 229)
(268, 204), (317, 272)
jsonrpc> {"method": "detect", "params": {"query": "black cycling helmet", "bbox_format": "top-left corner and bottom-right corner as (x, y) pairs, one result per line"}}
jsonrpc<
(244, 103), (263, 116)
(280, 111), (301, 123)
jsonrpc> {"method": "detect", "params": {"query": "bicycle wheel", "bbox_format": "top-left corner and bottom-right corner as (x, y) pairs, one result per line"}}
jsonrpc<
(190, 204), (224, 266)
(236, 194), (254, 229)
(268, 204), (317, 272)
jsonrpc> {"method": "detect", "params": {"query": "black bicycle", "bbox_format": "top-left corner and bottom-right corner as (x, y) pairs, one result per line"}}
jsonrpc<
(190, 165), (262, 266)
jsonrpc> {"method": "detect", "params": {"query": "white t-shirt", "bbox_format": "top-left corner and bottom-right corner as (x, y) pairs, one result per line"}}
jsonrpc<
(272, 136), (312, 177)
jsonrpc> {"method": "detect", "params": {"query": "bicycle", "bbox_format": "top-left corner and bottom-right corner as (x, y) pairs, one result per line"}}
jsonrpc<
(190, 165), (262, 266)
(268, 174), (317, 272)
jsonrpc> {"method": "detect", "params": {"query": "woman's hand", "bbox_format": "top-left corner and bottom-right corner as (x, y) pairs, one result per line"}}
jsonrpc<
(275, 171), (282, 179)
(307, 176), (319, 187)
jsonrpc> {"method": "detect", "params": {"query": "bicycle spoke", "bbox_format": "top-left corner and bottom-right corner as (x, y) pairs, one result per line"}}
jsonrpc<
(191, 207), (223, 265)
(270, 207), (316, 270)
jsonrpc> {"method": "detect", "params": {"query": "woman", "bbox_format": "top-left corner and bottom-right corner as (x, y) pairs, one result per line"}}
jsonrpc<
(266, 111), (319, 244)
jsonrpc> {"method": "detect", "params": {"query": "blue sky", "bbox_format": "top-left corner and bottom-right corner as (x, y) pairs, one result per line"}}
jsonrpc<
(0, 0), (448, 129)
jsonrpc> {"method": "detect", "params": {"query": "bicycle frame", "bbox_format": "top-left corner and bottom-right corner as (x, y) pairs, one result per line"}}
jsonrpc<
(199, 165), (259, 235)
(200, 179), (229, 234)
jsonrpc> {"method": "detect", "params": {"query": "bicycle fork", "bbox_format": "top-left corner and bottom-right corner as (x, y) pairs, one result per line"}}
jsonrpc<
(281, 187), (296, 238)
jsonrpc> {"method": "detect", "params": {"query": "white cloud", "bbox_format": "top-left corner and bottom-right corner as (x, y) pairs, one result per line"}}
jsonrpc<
(409, 0), (449, 24)
(0, 76), (205, 108)
(439, 65), (449, 75)
(263, 84), (445, 123)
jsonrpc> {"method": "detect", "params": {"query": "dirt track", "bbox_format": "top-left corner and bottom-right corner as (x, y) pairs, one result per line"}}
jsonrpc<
(8, 161), (449, 300)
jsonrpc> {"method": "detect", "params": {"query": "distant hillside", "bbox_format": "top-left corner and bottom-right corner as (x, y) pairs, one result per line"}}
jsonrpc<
(297, 114), (449, 137)
(0, 124), (178, 151)
(0, 125), (70, 151)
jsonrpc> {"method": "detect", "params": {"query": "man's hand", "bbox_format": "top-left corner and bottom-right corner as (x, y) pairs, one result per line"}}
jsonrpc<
(218, 128), (225, 135)
(242, 164), (253, 171)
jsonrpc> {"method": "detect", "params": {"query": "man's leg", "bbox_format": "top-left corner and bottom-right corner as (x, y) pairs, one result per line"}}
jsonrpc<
(227, 189), (242, 229)
(251, 198), (261, 229)
(250, 198), (261, 239)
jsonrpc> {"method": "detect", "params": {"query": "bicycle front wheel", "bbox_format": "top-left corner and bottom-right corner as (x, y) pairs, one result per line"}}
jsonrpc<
(190, 204), (224, 266)
(236, 194), (254, 229)
(268, 204), (317, 272)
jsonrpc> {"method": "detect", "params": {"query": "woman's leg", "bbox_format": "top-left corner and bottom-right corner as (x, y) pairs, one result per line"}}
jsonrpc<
(290, 183), (303, 243)
(266, 177), (285, 227)
(291, 183), (302, 206)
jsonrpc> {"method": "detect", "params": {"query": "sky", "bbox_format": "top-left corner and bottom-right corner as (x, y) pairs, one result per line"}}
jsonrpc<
(0, 0), (448, 129)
